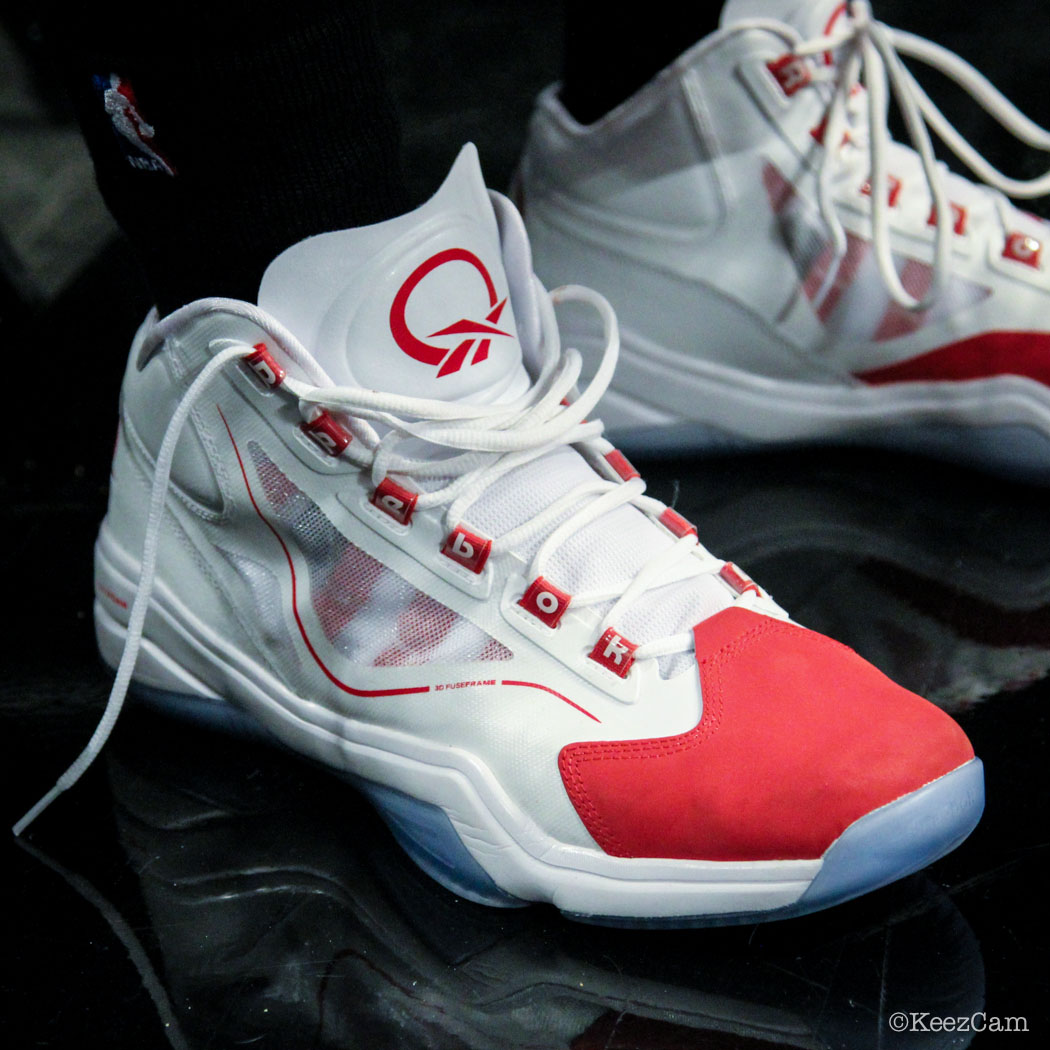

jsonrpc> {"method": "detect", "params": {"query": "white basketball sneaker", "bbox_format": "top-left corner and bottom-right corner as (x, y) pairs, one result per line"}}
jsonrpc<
(517, 0), (1050, 481)
(14, 145), (982, 925)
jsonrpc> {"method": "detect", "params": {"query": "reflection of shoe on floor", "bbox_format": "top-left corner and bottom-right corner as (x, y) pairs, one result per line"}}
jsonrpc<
(676, 451), (1050, 709)
(519, 0), (1050, 480)
(107, 714), (987, 1050)
(20, 145), (982, 925)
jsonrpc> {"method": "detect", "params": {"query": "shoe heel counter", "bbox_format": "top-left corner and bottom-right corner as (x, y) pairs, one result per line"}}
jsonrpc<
(94, 319), (265, 693)
(118, 313), (228, 512)
(94, 421), (268, 699)
(96, 408), (153, 594)
(522, 80), (726, 234)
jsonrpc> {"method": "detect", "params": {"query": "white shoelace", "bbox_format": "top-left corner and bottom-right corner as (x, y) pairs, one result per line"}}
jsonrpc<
(13, 282), (735, 836)
(274, 284), (725, 646)
(761, 0), (1050, 310)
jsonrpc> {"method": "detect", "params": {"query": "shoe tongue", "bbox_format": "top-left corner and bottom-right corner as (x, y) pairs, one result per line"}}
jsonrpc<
(261, 154), (735, 672)
(719, 0), (852, 38)
(258, 143), (529, 405)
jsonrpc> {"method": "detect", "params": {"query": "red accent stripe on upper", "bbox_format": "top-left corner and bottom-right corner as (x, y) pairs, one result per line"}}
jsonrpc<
(855, 331), (1050, 386)
(218, 407), (429, 698)
(823, 2), (849, 64)
(502, 680), (601, 723)
(219, 409), (599, 722)
(762, 161), (793, 215)
(98, 585), (128, 610)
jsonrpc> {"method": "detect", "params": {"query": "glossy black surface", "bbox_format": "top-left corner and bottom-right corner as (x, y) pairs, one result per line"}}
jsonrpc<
(3, 2), (1049, 1046)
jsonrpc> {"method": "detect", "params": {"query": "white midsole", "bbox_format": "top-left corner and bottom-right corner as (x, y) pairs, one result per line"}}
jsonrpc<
(95, 528), (820, 918)
(593, 326), (1050, 443)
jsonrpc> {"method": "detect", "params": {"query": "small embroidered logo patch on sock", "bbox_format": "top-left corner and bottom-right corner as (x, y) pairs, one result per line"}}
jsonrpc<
(93, 73), (176, 175)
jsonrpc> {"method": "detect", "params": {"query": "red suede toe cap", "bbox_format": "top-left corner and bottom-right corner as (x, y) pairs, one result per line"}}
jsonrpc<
(559, 607), (974, 861)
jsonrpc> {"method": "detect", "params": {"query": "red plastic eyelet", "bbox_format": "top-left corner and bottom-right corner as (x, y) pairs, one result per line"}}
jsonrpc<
(810, 117), (851, 147)
(1002, 232), (1042, 269)
(927, 202), (967, 236)
(588, 628), (637, 678)
(371, 477), (418, 525)
(658, 508), (698, 539)
(604, 450), (640, 482)
(441, 525), (492, 575)
(719, 562), (762, 597)
(518, 576), (572, 628)
(244, 343), (286, 389)
(767, 54), (812, 97)
(860, 174), (902, 208)
(301, 410), (352, 456)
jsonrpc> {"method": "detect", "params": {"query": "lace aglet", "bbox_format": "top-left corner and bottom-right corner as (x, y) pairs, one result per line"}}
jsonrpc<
(12, 783), (65, 837)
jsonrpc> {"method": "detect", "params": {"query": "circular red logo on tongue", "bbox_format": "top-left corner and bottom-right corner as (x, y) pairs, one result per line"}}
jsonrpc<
(389, 248), (512, 377)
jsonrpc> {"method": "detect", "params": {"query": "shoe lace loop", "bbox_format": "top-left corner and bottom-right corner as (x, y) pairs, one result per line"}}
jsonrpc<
(787, 0), (1050, 310)
(12, 284), (730, 835)
(12, 345), (245, 837)
(278, 284), (721, 624)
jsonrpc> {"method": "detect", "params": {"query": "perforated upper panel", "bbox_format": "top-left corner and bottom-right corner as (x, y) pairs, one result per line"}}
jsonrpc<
(248, 443), (512, 667)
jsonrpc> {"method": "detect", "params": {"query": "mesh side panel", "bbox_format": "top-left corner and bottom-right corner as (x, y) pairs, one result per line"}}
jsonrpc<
(247, 443), (511, 666)
(256, 455), (298, 509)
(217, 546), (302, 670)
(658, 652), (696, 679)
(618, 575), (732, 680)
(373, 592), (513, 667)
(338, 561), (432, 665)
(468, 441), (735, 679)
(314, 544), (384, 642)
(547, 504), (675, 596)
(469, 446), (594, 536)
(619, 575), (730, 648)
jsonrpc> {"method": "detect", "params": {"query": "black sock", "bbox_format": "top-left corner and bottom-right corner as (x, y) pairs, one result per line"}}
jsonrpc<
(43, 0), (410, 313)
(561, 2), (726, 125)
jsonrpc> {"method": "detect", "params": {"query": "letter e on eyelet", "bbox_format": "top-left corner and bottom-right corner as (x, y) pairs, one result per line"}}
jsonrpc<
(245, 343), (285, 388)
(371, 478), (418, 525)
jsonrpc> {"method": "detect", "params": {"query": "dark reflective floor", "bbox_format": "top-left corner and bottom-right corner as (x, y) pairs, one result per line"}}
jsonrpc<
(3, 2), (1049, 1047)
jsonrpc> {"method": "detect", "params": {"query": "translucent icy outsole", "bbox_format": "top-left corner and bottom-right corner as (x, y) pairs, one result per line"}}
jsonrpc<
(130, 685), (983, 926)
(348, 776), (527, 908)
(568, 759), (985, 928)
(130, 684), (527, 908)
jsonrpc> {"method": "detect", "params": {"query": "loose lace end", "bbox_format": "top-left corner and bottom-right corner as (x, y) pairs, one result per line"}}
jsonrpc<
(13, 785), (65, 837)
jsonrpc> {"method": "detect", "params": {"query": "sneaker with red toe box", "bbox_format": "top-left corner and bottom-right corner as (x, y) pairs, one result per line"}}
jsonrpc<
(16, 144), (982, 925)
(518, 0), (1050, 482)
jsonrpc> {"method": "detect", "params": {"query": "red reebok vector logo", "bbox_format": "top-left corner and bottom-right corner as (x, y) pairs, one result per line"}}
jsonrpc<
(389, 248), (512, 377)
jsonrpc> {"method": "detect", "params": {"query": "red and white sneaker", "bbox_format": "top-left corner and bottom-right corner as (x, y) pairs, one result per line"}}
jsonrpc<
(518, 0), (1050, 481)
(15, 145), (982, 925)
